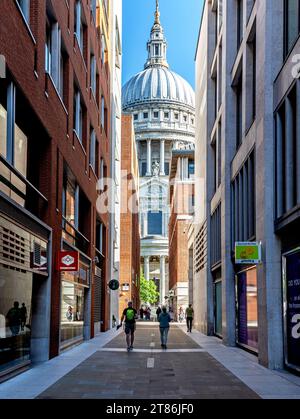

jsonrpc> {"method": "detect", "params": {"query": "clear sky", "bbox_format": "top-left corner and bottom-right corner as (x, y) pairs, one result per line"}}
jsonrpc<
(122, 0), (204, 89)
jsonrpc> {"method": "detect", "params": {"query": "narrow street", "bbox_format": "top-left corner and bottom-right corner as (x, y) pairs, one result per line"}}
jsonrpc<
(1, 324), (300, 400)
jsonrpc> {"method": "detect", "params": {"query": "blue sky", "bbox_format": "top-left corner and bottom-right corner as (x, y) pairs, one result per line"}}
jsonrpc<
(122, 0), (204, 88)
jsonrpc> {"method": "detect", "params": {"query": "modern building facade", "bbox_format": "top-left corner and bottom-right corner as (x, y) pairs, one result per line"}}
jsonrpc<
(194, 0), (300, 372)
(0, 0), (113, 381)
(119, 114), (140, 316)
(168, 146), (195, 319)
(122, 1), (195, 303)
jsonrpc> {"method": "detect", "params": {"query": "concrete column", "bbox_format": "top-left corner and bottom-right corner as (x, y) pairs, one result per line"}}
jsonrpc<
(160, 140), (165, 175)
(160, 256), (166, 304)
(144, 256), (150, 281)
(146, 140), (152, 176)
(285, 97), (294, 212)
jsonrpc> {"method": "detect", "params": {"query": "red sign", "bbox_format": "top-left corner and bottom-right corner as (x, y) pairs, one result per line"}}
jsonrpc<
(57, 251), (79, 272)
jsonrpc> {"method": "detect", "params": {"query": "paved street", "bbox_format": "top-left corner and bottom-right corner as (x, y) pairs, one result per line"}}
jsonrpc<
(1, 323), (300, 399)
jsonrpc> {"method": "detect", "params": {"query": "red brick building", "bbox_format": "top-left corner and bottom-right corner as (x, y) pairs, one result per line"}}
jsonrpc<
(168, 147), (195, 320)
(119, 114), (140, 316)
(0, 0), (111, 381)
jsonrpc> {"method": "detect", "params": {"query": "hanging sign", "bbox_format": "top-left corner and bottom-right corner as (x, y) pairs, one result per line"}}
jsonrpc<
(109, 279), (120, 291)
(57, 251), (79, 272)
(235, 242), (262, 265)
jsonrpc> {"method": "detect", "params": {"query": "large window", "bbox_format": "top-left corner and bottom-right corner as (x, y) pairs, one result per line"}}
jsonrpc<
(73, 87), (84, 142)
(284, 0), (300, 56)
(231, 151), (255, 246)
(0, 82), (27, 206)
(148, 211), (163, 236)
(275, 83), (300, 220)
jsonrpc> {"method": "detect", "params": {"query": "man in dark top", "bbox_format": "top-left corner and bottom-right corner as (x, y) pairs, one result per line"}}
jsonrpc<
(119, 302), (138, 352)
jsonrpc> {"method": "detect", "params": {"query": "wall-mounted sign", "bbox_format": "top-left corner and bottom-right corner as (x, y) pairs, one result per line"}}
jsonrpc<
(109, 279), (120, 291)
(122, 283), (130, 292)
(57, 251), (79, 272)
(235, 242), (262, 265)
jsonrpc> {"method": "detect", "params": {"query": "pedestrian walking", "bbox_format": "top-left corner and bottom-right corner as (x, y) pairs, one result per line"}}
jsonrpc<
(185, 304), (194, 332)
(118, 302), (138, 352)
(139, 306), (144, 320)
(158, 306), (171, 349)
(156, 306), (162, 322)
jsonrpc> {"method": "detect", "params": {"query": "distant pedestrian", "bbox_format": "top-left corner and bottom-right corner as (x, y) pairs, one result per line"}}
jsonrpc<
(158, 307), (171, 349)
(146, 307), (151, 321)
(20, 303), (27, 331)
(156, 306), (162, 322)
(178, 306), (184, 323)
(185, 304), (194, 333)
(139, 307), (144, 320)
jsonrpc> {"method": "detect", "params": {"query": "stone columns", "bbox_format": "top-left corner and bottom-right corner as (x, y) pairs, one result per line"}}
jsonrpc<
(146, 140), (152, 176)
(160, 140), (165, 175)
(144, 256), (150, 281)
(160, 256), (166, 304)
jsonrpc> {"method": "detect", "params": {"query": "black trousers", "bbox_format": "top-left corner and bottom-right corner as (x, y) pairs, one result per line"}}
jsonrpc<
(187, 317), (193, 332)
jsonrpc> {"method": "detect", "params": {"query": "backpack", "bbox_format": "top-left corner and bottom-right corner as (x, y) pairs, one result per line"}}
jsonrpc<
(126, 308), (135, 322)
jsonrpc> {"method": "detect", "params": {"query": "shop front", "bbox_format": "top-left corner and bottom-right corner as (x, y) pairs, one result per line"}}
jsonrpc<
(235, 266), (258, 353)
(59, 247), (91, 351)
(0, 213), (51, 381)
(283, 248), (300, 372)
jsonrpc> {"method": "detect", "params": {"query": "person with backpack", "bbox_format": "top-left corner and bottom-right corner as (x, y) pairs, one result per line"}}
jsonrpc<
(158, 306), (171, 349)
(118, 302), (138, 352)
(185, 304), (194, 333)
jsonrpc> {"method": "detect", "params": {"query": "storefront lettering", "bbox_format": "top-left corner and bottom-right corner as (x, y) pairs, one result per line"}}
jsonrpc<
(292, 314), (300, 339)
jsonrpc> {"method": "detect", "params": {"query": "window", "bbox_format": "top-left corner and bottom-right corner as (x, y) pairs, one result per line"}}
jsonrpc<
(64, 180), (78, 228)
(246, 32), (256, 130)
(90, 0), (97, 22)
(143, 112), (149, 119)
(237, 0), (244, 48)
(134, 114), (139, 121)
(45, 14), (65, 98)
(164, 112), (169, 119)
(101, 96), (108, 134)
(164, 162), (170, 176)
(74, 0), (86, 56)
(153, 111), (159, 119)
(275, 85), (300, 219)
(0, 82), (28, 206)
(231, 151), (255, 246)
(211, 204), (221, 266)
(236, 75), (243, 148)
(16, 0), (30, 23)
(74, 87), (83, 142)
(89, 129), (96, 171)
(174, 113), (179, 120)
(183, 115), (187, 122)
(141, 162), (147, 177)
(284, 0), (300, 56)
(90, 54), (96, 96)
(96, 219), (104, 254)
(188, 160), (195, 178)
(148, 211), (163, 235)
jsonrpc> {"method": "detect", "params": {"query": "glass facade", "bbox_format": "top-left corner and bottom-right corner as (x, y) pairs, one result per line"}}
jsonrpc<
(236, 267), (258, 351)
(0, 216), (48, 375)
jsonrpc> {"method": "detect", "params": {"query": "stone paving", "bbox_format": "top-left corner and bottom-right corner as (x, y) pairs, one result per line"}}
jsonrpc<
(37, 324), (259, 399)
(2, 323), (300, 399)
